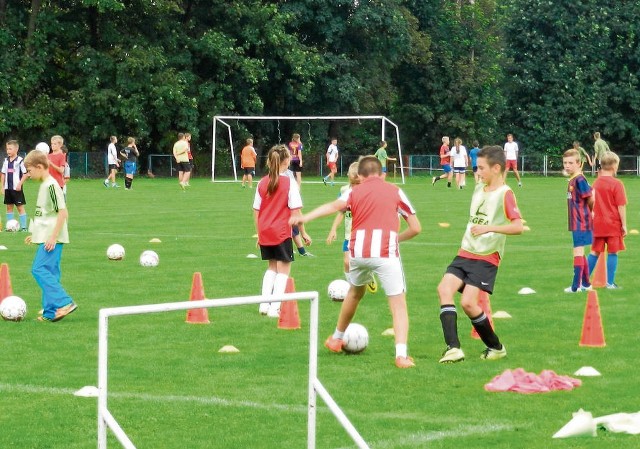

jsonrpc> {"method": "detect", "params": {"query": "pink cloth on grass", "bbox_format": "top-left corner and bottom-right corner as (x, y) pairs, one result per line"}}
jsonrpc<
(485, 368), (582, 393)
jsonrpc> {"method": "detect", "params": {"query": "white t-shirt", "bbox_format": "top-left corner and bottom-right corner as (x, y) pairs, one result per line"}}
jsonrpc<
(504, 141), (519, 161)
(326, 144), (339, 163)
(107, 143), (119, 165)
(450, 145), (468, 168)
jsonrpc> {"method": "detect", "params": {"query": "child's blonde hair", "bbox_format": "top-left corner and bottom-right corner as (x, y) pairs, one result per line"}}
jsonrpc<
(347, 161), (360, 186)
(266, 144), (290, 195)
(562, 148), (581, 162)
(600, 151), (620, 170)
(51, 135), (64, 145)
(24, 150), (50, 168)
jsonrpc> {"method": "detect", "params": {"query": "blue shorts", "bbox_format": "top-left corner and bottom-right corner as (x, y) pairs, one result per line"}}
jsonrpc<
(442, 164), (452, 174)
(382, 167), (387, 173)
(472, 166), (478, 173)
(572, 230), (593, 248)
(124, 161), (137, 176)
(342, 239), (349, 252)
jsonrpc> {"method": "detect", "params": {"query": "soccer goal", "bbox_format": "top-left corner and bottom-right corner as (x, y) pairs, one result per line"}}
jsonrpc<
(97, 291), (370, 449)
(211, 115), (406, 183)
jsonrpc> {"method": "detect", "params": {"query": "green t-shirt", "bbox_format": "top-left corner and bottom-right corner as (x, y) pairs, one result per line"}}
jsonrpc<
(594, 138), (610, 160)
(375, 147), (388, 167)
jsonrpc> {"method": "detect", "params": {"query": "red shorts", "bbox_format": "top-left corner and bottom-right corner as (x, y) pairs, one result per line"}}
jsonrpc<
(506, 160), (518, 170)
(592, 236), (625, 253)
(327, 162), (337, 171)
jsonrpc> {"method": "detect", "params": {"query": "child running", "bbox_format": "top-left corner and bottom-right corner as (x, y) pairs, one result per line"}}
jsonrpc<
(253, 144), (307, 318)
(587, 152), (627, 289)
(292, 156), (421, 368)
(437, 146), (523, 363)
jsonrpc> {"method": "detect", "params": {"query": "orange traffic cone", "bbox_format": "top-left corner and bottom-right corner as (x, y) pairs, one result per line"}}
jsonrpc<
(590, 253), (607, 288)
(278, 277), (301, 330)
(186, 272), (210, 324)
(579, 290), (605, 347)
(471, 290), (494, 339)
(0, 263), (13, 304)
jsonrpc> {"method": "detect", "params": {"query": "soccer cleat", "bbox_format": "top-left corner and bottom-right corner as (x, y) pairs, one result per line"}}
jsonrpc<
(103, 179), (109, 187)
(324, 336), (344, 353)
(322, 177), (327, 186)
(395, 356), (415, 368)
(606, 283), (621, 289)
(52, 302), (78, 322)
(300, 251), (315, 257)
(480, 345), (507, 360)
(564, 286), (580, 293)
(37, 316), (53, 322)
(439, 346), (465, 364)
(518, 182), (522, 187)
(266, 302), (280, 318)
(258, 303), (270, 315)
(366, 277), (378, 293)
(112, 184), (120, 188)
(581, 285), (593, 292)
(179, 182), (186, 191)
(431, 176), (437, 186)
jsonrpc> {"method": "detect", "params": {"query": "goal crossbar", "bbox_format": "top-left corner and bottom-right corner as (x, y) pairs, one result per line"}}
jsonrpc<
(97, 292), (370, 449)
(211, 115), (405, 183)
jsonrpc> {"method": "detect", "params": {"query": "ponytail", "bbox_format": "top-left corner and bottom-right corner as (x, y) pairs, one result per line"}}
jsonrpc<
(266, 144), (289, 195)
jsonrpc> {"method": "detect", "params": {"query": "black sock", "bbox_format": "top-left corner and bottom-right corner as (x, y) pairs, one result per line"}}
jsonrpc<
(297, 246), (306, 255)
(470, 312), (501, 349)
(125, 178), (132, 189)
(440, 305), (460, 348)
(447, 182), (451, 188)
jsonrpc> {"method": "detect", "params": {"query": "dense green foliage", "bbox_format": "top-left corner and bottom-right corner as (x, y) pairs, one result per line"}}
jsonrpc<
(1, 1), (639, 157)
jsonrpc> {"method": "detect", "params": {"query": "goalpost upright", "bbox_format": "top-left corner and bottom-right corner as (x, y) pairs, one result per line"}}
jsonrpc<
(211, 115), (405, 184)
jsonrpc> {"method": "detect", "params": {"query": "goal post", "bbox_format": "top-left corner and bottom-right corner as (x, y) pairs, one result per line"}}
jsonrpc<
(97, 291), (371, 449)
(211, 115), (405, 183)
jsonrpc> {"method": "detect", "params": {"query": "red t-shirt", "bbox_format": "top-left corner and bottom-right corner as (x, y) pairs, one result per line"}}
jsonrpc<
(439, 144), (450, 165)
(48, 152), (66, 188)
(593, 176), (627, 237)
(340, 176), (416, 258)
(253, 174), (302, 246)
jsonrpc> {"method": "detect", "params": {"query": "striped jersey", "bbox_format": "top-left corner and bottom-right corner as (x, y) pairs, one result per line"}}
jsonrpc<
(253, 172), (302, 246)
(339, 176), (416, 258)
(567, 173), (592, 231)
(1, 156), (26, 190)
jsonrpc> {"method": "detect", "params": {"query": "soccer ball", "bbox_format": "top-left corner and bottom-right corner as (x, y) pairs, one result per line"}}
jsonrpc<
(35, 142), (50, 154)
(139, 250), (159, 267)
(0, 295), (27, 321)
(327, 279), (350, 302)
(106, 244), (125, 260)
(5, 219), (20, 232)
(343, 323), (369, 354)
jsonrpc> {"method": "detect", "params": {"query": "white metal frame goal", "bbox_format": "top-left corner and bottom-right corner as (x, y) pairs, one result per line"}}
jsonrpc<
(97, 291), (370, 448)
(211, 115), (406, 183)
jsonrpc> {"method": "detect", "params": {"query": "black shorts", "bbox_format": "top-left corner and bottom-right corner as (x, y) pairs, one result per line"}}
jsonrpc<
(290, 160), (302, 173)
(177, 162), (191, 172)
(446, 256), (498, 294)
(3, 190), (26, 206)
(260, 238), (294, 263)
(243, 167), (255, 176)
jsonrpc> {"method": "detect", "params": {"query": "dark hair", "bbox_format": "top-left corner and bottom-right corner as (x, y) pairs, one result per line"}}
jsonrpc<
(266, 144), (290, 195)
(357, 155), (382, 177)
(478, 146), (505, 172)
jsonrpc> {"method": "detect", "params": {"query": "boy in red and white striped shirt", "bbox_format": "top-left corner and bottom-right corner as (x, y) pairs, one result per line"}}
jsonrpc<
(291, 156), (421, 368)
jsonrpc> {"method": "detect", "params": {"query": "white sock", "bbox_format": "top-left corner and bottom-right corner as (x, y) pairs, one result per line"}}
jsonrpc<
(344, 272), (350, 281)
(261, 270), (277, 296)
(395, 343), (407, 358)
(332, 328), (345, 339)
(273, 273), (288, 296)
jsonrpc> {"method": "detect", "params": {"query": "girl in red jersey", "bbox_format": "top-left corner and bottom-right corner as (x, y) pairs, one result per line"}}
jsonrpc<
(253, 145), (306, 317)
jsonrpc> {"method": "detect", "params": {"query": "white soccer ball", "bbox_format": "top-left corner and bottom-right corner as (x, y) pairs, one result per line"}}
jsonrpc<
(5, 219), (20, 232)
(35, 142), (50, 154)
(328, 279), (350, 302)
(139, 250), (159, 267)
(1, 295), (27, 321)
(343, 323), (369, 354)
(106, 244), (125, 260)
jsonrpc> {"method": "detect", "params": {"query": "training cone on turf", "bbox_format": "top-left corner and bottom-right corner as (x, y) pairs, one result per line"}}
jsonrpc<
(579, 290), (605, 347)
(0, 263), (13, 304)
(278, 277), (300, 330)
(471, 290), (494, 339)
(186, 272), (210, 324)
(553, 409), (597, 439)
(591, 252), (607, 288)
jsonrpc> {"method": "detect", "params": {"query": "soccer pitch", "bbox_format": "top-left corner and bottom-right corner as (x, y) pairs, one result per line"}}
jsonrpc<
(0, 175), (638, 448)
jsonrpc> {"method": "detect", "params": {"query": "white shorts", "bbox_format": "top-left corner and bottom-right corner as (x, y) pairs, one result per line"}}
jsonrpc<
(348, 257), (406, 297)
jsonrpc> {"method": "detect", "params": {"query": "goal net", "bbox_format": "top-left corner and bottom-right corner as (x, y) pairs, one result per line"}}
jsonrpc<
(211, 115), (406, 183)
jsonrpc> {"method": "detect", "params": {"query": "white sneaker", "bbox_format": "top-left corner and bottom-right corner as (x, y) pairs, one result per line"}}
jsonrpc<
(267, 302), (281, 318)
(258, 303), (270, 315)
(480, 345), (507, 360)
(439, 346), (465, 363)
(564, 286), (579, 293)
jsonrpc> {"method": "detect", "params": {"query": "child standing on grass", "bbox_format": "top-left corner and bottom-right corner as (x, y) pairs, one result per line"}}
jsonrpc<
(120, 137), (139, 190)
(469, 141), (481, 183)
(48, 135), (67, 192)
(563, 149), (594, 293)
(254, 145), (306, 318)
(323, 138), (339, 186)
(292, 156), (421, 368)
(104, 136), (120, 188)
(240, 138), (257, 189)
(1, 140), (29, 231)
(326, 161), (377, 293)
(23, 150), (77, 322)
(437, 146), (523, 364)
(587, 152), (627, 289)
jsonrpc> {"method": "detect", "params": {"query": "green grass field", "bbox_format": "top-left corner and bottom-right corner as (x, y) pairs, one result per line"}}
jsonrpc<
(0, 174), (638, 449)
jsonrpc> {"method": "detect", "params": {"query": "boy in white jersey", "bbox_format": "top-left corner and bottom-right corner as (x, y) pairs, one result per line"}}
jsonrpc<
(23, 150), (77, 322)
(292, 156), (421, 368)
(322, 138), (339, 186)
(437, 146), (523, 363)
(503, 133), (522, 186)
